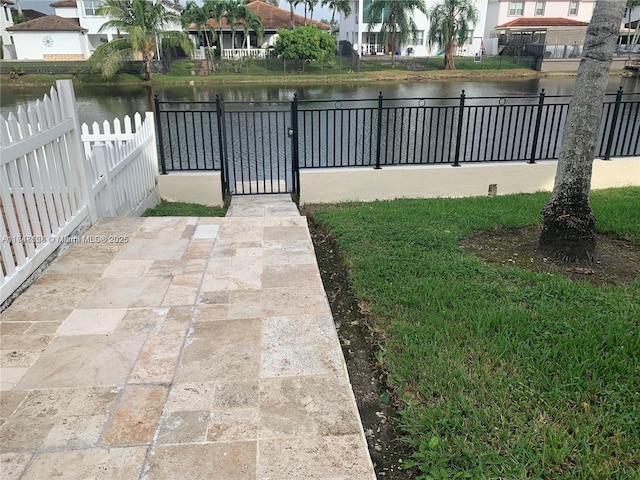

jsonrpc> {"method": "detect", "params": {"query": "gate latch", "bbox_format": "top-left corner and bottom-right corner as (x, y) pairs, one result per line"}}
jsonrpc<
(287, 127), (294, 138)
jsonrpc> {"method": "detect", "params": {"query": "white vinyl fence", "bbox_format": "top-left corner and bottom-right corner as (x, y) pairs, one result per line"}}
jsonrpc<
(82, 113), (158, 218)
(0, 80), (159, 306)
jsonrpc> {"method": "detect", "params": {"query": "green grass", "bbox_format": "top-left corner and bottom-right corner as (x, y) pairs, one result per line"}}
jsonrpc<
(2, 54), (537, 87)
(142, 201), (226, 217)
(310, 187), (640, 479)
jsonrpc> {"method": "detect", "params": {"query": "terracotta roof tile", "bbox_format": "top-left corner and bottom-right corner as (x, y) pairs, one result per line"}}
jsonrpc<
(496, 17), (589, 28)
(6, 14), (87, 32)
(50, 0), (77, 7)
(196, 1), (330, 31)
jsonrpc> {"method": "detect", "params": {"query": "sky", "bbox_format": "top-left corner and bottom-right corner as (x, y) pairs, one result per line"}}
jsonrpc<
(15, 0), (334, 23)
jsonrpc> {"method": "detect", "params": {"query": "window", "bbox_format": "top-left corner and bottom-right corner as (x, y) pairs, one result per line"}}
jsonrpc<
(568, 1), (579, 15)
(413, 30), (424, 45)
(508, 1), (524, 16)
(535, 1), (545, 15)
(84, 0), (103, 16)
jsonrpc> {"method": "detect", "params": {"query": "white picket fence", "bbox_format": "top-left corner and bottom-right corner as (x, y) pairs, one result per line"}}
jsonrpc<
(81, 113), (158, 218)
(0, 80), (159, 306)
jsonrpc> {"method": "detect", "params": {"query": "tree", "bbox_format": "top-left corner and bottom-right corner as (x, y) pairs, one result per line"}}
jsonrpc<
(289, 0), (303, 27)
(321, 0), (351, 25)
(539, 0), (627, 261)
(306, 0), (319, 22)
(242, 11), (265, 49)
(427, 0), (478, 70)
(182, 0), (216, 71)
(224, 0), (251, 50)
(367, 0), (427, 68)
(203, 0), (226, 55)
(273, 25), (335, 70)
(93, 0), (193, 81)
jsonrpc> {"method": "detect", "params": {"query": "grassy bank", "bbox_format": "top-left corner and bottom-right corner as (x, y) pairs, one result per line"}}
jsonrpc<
(308, 187), (640, 479)
(1, 55), (543, 87)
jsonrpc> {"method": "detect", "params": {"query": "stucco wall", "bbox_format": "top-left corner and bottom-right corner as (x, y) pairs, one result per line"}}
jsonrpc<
(298, 158), (640, 205)
(12, 31), (90, 60)
(157, 172), (224, 207)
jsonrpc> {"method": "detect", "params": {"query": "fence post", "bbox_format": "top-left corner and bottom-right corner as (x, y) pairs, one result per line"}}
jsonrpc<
(528, 89), (546, 164)
(375, 92), (383, 169)
(56, 79), (98, 223)
(92, 143), (116, 216)
(453, 90), (465, 167)
(603, 86), (624, 161)
(290, 94), (301, 198)
(154, 94), (167, 175)
(215, 95), (229, 199)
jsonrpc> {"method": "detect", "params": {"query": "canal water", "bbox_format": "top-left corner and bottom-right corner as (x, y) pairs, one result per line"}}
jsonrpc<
(1, 75), (639, 125)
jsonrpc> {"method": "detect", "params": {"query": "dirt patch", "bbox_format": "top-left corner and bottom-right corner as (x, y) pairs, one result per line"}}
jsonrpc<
(460, 225), (640, 286)
(303, 209), (416, 479)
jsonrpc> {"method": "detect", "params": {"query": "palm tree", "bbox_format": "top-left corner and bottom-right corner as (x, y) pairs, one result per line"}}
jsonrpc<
(224, 0), (251, 51)
(93, 0), (193, 81)
(182, 0), (216, 71)
(289, 0), (303, 27)
(321, 0), (351, 25)
(306, 0), (318, 22)
(203, 0), (226, 55)
(367, 0), (427, 68)
(242, 11), (264, 50)
(427, 0), (478, 70)
(539, 0), (628, 261)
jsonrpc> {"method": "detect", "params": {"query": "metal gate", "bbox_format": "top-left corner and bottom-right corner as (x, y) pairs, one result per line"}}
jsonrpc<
(154, 95), (299, 197)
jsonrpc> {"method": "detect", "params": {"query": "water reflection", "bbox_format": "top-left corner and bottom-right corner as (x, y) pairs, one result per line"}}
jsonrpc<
(1, 75), (638, 125)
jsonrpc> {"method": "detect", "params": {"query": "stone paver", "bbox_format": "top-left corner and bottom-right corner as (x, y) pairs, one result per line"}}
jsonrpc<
(0, 195), (375, 479)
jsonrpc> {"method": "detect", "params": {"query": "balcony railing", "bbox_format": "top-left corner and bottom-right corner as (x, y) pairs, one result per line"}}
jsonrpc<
(221, 48), (268, 60)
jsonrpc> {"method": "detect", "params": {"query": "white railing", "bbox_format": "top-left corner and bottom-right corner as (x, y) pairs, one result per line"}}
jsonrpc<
(0, 80), (159, 306)
(222, 48), (267, 60)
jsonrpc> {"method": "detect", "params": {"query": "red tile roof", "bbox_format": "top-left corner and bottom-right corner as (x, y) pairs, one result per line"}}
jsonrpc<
(50, 0), (77, 7)
(496, 17), (589, 28)
(6, 14), (87, 31)
(197, 1), (330, 31)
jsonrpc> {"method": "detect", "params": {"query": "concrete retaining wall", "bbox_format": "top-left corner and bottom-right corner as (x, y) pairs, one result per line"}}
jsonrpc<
(537, 57), (629, 72)
(158, 171), (224, 207)
(298, 158), (640, 205)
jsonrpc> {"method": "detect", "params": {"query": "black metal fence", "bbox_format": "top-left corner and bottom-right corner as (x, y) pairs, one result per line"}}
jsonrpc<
(154, 88), (640, 196)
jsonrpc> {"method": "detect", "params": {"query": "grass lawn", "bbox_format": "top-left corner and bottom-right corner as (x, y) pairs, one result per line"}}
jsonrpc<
(142, 201), (226, 217)
(308, 187), (640, 479)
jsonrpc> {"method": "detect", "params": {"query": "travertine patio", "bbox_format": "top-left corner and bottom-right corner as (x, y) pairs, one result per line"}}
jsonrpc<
(0, 195), (375, 479)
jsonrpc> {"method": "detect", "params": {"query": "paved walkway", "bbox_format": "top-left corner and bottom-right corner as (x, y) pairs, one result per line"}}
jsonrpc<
(0, 195), (375, 479)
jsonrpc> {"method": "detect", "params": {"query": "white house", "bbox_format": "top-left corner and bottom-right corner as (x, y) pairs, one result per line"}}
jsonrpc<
(6, 15), (90, 60)
(484, 0), (595, 38)
(486, 1), (638, 59)
(1, 0), (183, 60)
(51, 0), (182, 54)
(1, 0), (15, 58)
(338, 0), (488, 58)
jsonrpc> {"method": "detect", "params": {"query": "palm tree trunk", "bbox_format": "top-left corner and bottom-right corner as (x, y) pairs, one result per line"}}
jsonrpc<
(539, 0), (626, 261)
(391, 33), (396, 68)
(143, 58), (152, 81)
(444, 33), (456, 70)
